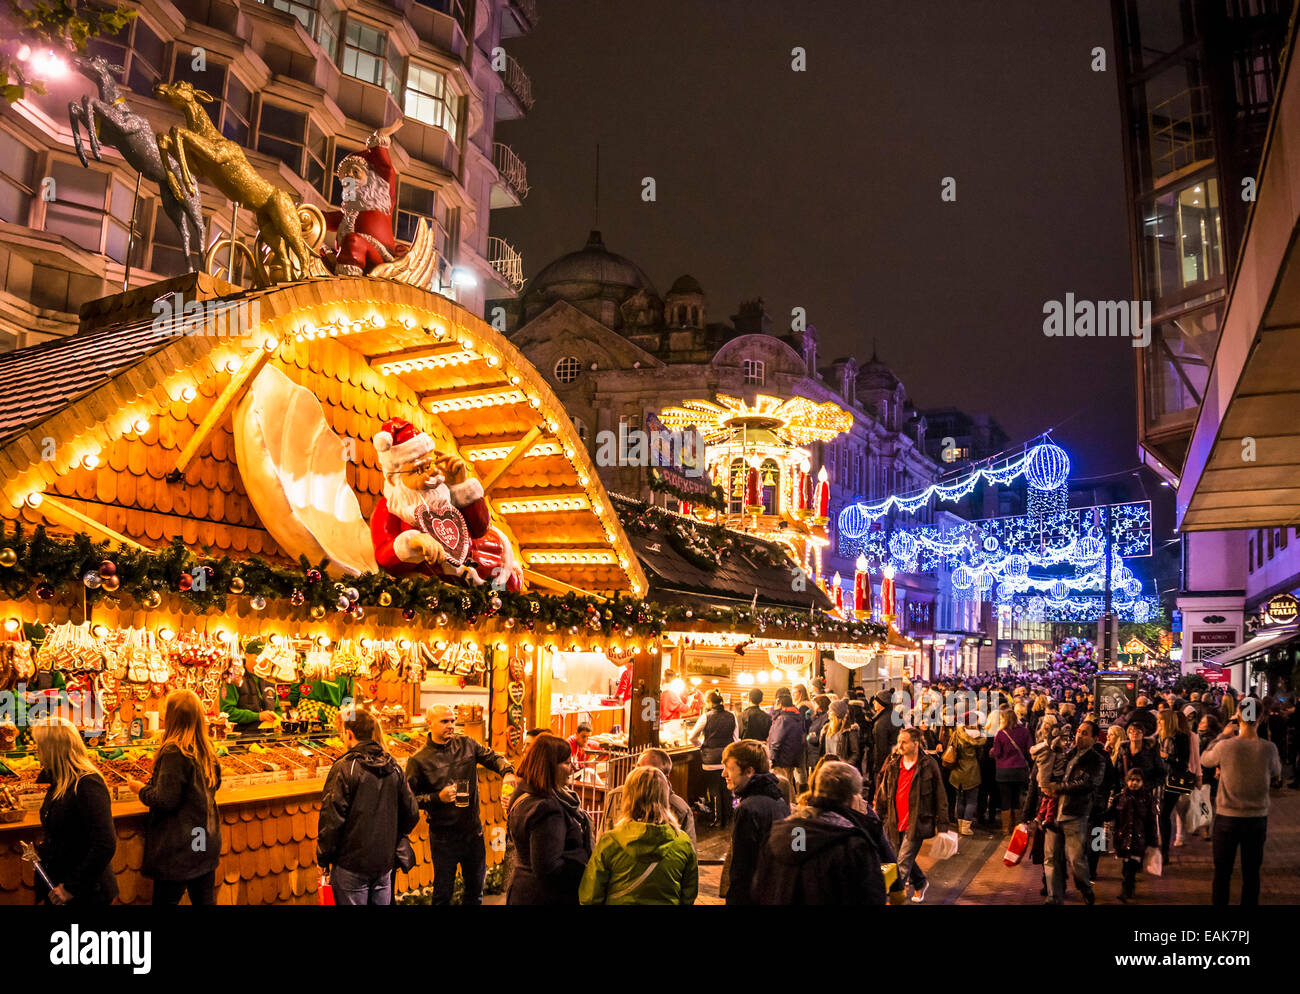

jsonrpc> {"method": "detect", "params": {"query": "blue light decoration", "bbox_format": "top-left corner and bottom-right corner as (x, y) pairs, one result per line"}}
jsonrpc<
(1074, 535), (1104, 564)
(1004, 554), (1029, 579)
(889, 530), (918, 561)
(839, 502), (869, 540)
(1024, 442), (1071, 491)
(1007, 594), (1161, 624)
(951, 565), (974, 590)
(1049, 580), (1069, 601)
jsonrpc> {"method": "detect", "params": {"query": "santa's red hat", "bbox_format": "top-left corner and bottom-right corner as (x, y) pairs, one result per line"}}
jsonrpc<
(374, 417), (436, 473)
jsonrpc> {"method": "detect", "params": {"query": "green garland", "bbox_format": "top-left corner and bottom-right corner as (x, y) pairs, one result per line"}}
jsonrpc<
(0, 521), (885, 644)
(619, 503), (789, 573)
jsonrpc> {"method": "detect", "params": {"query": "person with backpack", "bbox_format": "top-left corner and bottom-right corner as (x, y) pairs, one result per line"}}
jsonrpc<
(754, 761), (890, 905)
(579, 766), (697, 905)
(124, 689), (223, 905)
(316, 708), (420, 905)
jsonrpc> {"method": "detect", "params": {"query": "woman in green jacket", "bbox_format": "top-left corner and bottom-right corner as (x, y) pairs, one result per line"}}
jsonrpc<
(948, 717), (984, 836)
(579, 766), (697, 905)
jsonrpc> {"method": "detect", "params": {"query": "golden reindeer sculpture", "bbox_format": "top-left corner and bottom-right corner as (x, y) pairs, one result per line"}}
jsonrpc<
(154, 80), (322, 285)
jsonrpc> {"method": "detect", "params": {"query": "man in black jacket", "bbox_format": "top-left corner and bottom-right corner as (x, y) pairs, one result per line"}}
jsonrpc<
(1044, 720), (1105, 906)
(405, 704), (517, 905)
(738, 689), (772, 741)
(317, 709), (419, 905)
(720, 739), (789, 905)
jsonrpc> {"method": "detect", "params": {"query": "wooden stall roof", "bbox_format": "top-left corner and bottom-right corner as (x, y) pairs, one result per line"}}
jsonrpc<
(0, 274), (647, 598)
(612, 495), (835, 612)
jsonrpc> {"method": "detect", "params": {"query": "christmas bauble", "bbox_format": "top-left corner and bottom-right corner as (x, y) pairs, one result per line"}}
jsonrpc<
(291, 589), (305, 606)
(0, 547), (17, 568)
(402, 607), (415, 621)
(229, 576), (245, 594)
(178, 573), (193, 592)
(36, 582), (55, 600)
(98, 559), (116, 577)
(379, 591), (393, 607)
(83, 571), (102, 589)
(310, 605), (326, 620)
(251, 595), (267, 611)
(336, 595), (350, 611)
(100, 574), (120, 593)
(435, 612), (449, 627)
(141, 589), (162, 609)
(344, 587), (360, 603)
(350, 605), (364, 620)
(306, 568), (322, 584)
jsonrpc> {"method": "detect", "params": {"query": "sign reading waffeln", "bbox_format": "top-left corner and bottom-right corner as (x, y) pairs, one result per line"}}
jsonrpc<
(1266, 593), (1298, 625)
(831, 647), (879, 671)
(768, 648), (817, 671)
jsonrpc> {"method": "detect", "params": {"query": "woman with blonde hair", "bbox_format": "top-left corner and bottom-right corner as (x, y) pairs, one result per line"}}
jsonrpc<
(32, 718), (117, 905)
(124, 689), (223, 904)
(579, 766), (697, 905)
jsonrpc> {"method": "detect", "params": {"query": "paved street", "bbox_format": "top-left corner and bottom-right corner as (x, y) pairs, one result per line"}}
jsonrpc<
(688, 785), (1300, 906)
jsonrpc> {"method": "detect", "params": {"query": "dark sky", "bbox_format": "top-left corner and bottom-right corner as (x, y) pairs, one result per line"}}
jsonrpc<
(494, 0), (1142, 483)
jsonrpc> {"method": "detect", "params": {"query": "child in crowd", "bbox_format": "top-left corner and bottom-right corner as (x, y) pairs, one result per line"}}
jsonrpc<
(1105, 768), (1159, 903)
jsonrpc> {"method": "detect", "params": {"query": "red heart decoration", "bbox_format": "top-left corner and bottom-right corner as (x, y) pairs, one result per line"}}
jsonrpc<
(414, 502), (470, 564)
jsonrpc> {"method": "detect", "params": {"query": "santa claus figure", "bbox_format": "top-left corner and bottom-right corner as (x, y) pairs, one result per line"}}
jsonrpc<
(324, 122), (406, 277)
(370, 417), (522, 592)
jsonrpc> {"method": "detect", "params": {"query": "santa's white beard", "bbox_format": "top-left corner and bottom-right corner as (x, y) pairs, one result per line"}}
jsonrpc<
(340, 168), (393, 229)
(384, 477), (452, 527)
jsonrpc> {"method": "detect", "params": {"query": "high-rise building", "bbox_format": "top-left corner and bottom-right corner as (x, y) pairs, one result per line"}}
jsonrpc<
(1111, 0), (1300, 686)
(0, 0), (537, 351)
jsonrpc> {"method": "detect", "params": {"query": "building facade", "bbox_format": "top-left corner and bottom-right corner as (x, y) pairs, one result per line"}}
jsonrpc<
(501, 229), (946, 646)
(0, 0), (536, 351)
(1111, 0), (1300, 687)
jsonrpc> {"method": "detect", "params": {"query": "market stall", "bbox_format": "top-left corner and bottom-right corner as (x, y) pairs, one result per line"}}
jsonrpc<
(0, 272), (650, 904)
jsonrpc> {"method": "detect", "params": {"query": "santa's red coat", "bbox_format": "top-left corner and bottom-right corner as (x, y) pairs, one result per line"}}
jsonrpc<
(324, 145), (405, 272)
(370, 497), (521, 591)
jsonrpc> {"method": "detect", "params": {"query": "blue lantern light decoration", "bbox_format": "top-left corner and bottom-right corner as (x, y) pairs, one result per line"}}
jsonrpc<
(1074, 535), (1104, 564)
(996, 580), (1012, 600)
(839, 502), (868, 540)
(983, 535), (999, 552)
(1025, 442), (1071, 491)
(889, 530), (918, 561)
(974, 569), (995, 593)
(951, 565), (974, 590)
(1134, 601), (1150, 623)
(1004, 554), (1029, 579)
(1123, 577), (1143, 599)
(1028, 595), (1046, 616)
(1048, 580), (1069, 601)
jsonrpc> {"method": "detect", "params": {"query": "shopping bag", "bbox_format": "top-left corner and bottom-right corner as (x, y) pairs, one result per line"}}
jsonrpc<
(1185, 785), (1212, 834)
(929, 830), (959, 861)
(1143, 847), (1163, 878)
(317, 873), (335, 905)
(1003, 822), (1033, 867)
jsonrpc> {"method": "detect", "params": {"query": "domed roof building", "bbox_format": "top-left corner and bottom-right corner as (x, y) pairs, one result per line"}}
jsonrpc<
(522, 230), (661, 329)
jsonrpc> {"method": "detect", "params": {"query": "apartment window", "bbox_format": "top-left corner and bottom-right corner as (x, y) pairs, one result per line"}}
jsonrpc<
(554, 357), (581, 384)
(257, 103), (327, 191)
(223, 75), (252, 146)
(404, 64), (460, 142)
(1140, 177), (1223, 300)
(150, 201), (188, 276)
(87, 19), (166, 99)
(728, 458), (745, 515)
(1282, 529), (1289, 551)
(1257, 529), (1265, 568)
(43, 162), (139, 265)
(341, 20), (402, 102)
(0, 130), (37, 224)
(743, 359), (764, 385)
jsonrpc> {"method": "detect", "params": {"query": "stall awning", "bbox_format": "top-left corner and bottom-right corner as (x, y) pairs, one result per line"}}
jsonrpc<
(1210, 626), (1299, 668)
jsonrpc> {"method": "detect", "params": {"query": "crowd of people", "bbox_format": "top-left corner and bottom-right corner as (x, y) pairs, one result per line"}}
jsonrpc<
(19, 642), (1295, 907)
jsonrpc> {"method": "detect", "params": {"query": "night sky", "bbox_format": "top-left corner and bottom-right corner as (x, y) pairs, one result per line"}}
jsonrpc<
(495, 0), (1142, 484)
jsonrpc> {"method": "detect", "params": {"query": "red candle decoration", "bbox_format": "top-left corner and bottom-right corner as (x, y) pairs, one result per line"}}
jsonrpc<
(853, 554), (869, 617)
(832, 571), (844, 612)
(881, 564), (896, 622)
(745, 464), (761, 512)
(795, 463), (810, 514)
(814, 466), (830, 521)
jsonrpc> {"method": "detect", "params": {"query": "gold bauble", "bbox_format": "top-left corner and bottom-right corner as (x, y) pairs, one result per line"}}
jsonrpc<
(0, 547), (16, 568)
(378, 591), (393, 607)
(100, 574), (121, 592)
(310, 605), (326, 620)
(228, 576), (245, 594)
(141, 590), (162, 609)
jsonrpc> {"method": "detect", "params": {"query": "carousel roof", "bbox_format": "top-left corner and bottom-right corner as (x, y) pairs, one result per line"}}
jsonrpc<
(0, 272), (647, 601)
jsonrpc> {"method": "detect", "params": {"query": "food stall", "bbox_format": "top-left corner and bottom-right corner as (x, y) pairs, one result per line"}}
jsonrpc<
(0, 272), (650, 903)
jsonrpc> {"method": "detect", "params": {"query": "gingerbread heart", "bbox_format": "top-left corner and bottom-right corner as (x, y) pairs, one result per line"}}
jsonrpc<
(508, 681), (525, 706)
(509, 659), (525, 682)
(414, 502), (469, 565)
(507, 725), (523, 753)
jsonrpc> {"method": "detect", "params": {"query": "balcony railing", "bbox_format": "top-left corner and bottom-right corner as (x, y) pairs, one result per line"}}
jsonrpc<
(501, 53), (535, 112)
(1149, 86), (1215, 179)
(488, 236), (525, 291)
(492, 143), (530, 201)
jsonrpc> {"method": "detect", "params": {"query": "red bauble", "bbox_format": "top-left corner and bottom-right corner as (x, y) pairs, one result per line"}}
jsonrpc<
(178, 573), (193, 592)
(98, 559), (117, 577)
(36, 582), (55, 600)
(402, 607), (416, 621)
(306, 568), (322, 584)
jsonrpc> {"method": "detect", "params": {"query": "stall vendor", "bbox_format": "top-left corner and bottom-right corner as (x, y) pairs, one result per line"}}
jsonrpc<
(219, 640), (281, 733)
(0, 648), (66, 749)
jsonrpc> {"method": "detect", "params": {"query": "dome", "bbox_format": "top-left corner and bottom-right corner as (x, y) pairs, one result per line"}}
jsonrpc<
(858, 348), (899, 392)
(529, 230), (657, 296)
(668, 273), (703, 295)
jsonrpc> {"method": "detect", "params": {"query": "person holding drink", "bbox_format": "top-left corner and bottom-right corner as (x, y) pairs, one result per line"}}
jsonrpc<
(405, 703), (517, 905)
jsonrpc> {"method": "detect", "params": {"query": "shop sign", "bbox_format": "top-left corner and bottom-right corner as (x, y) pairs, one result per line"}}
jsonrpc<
(832, 647), (878, 670)
(1265, 593), (1299, 625)
(768, 647), (816, 672)
(1191, 630), (1236, 646)
(683, 650), (733, 678)
(1197, 667), (1232, 684)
